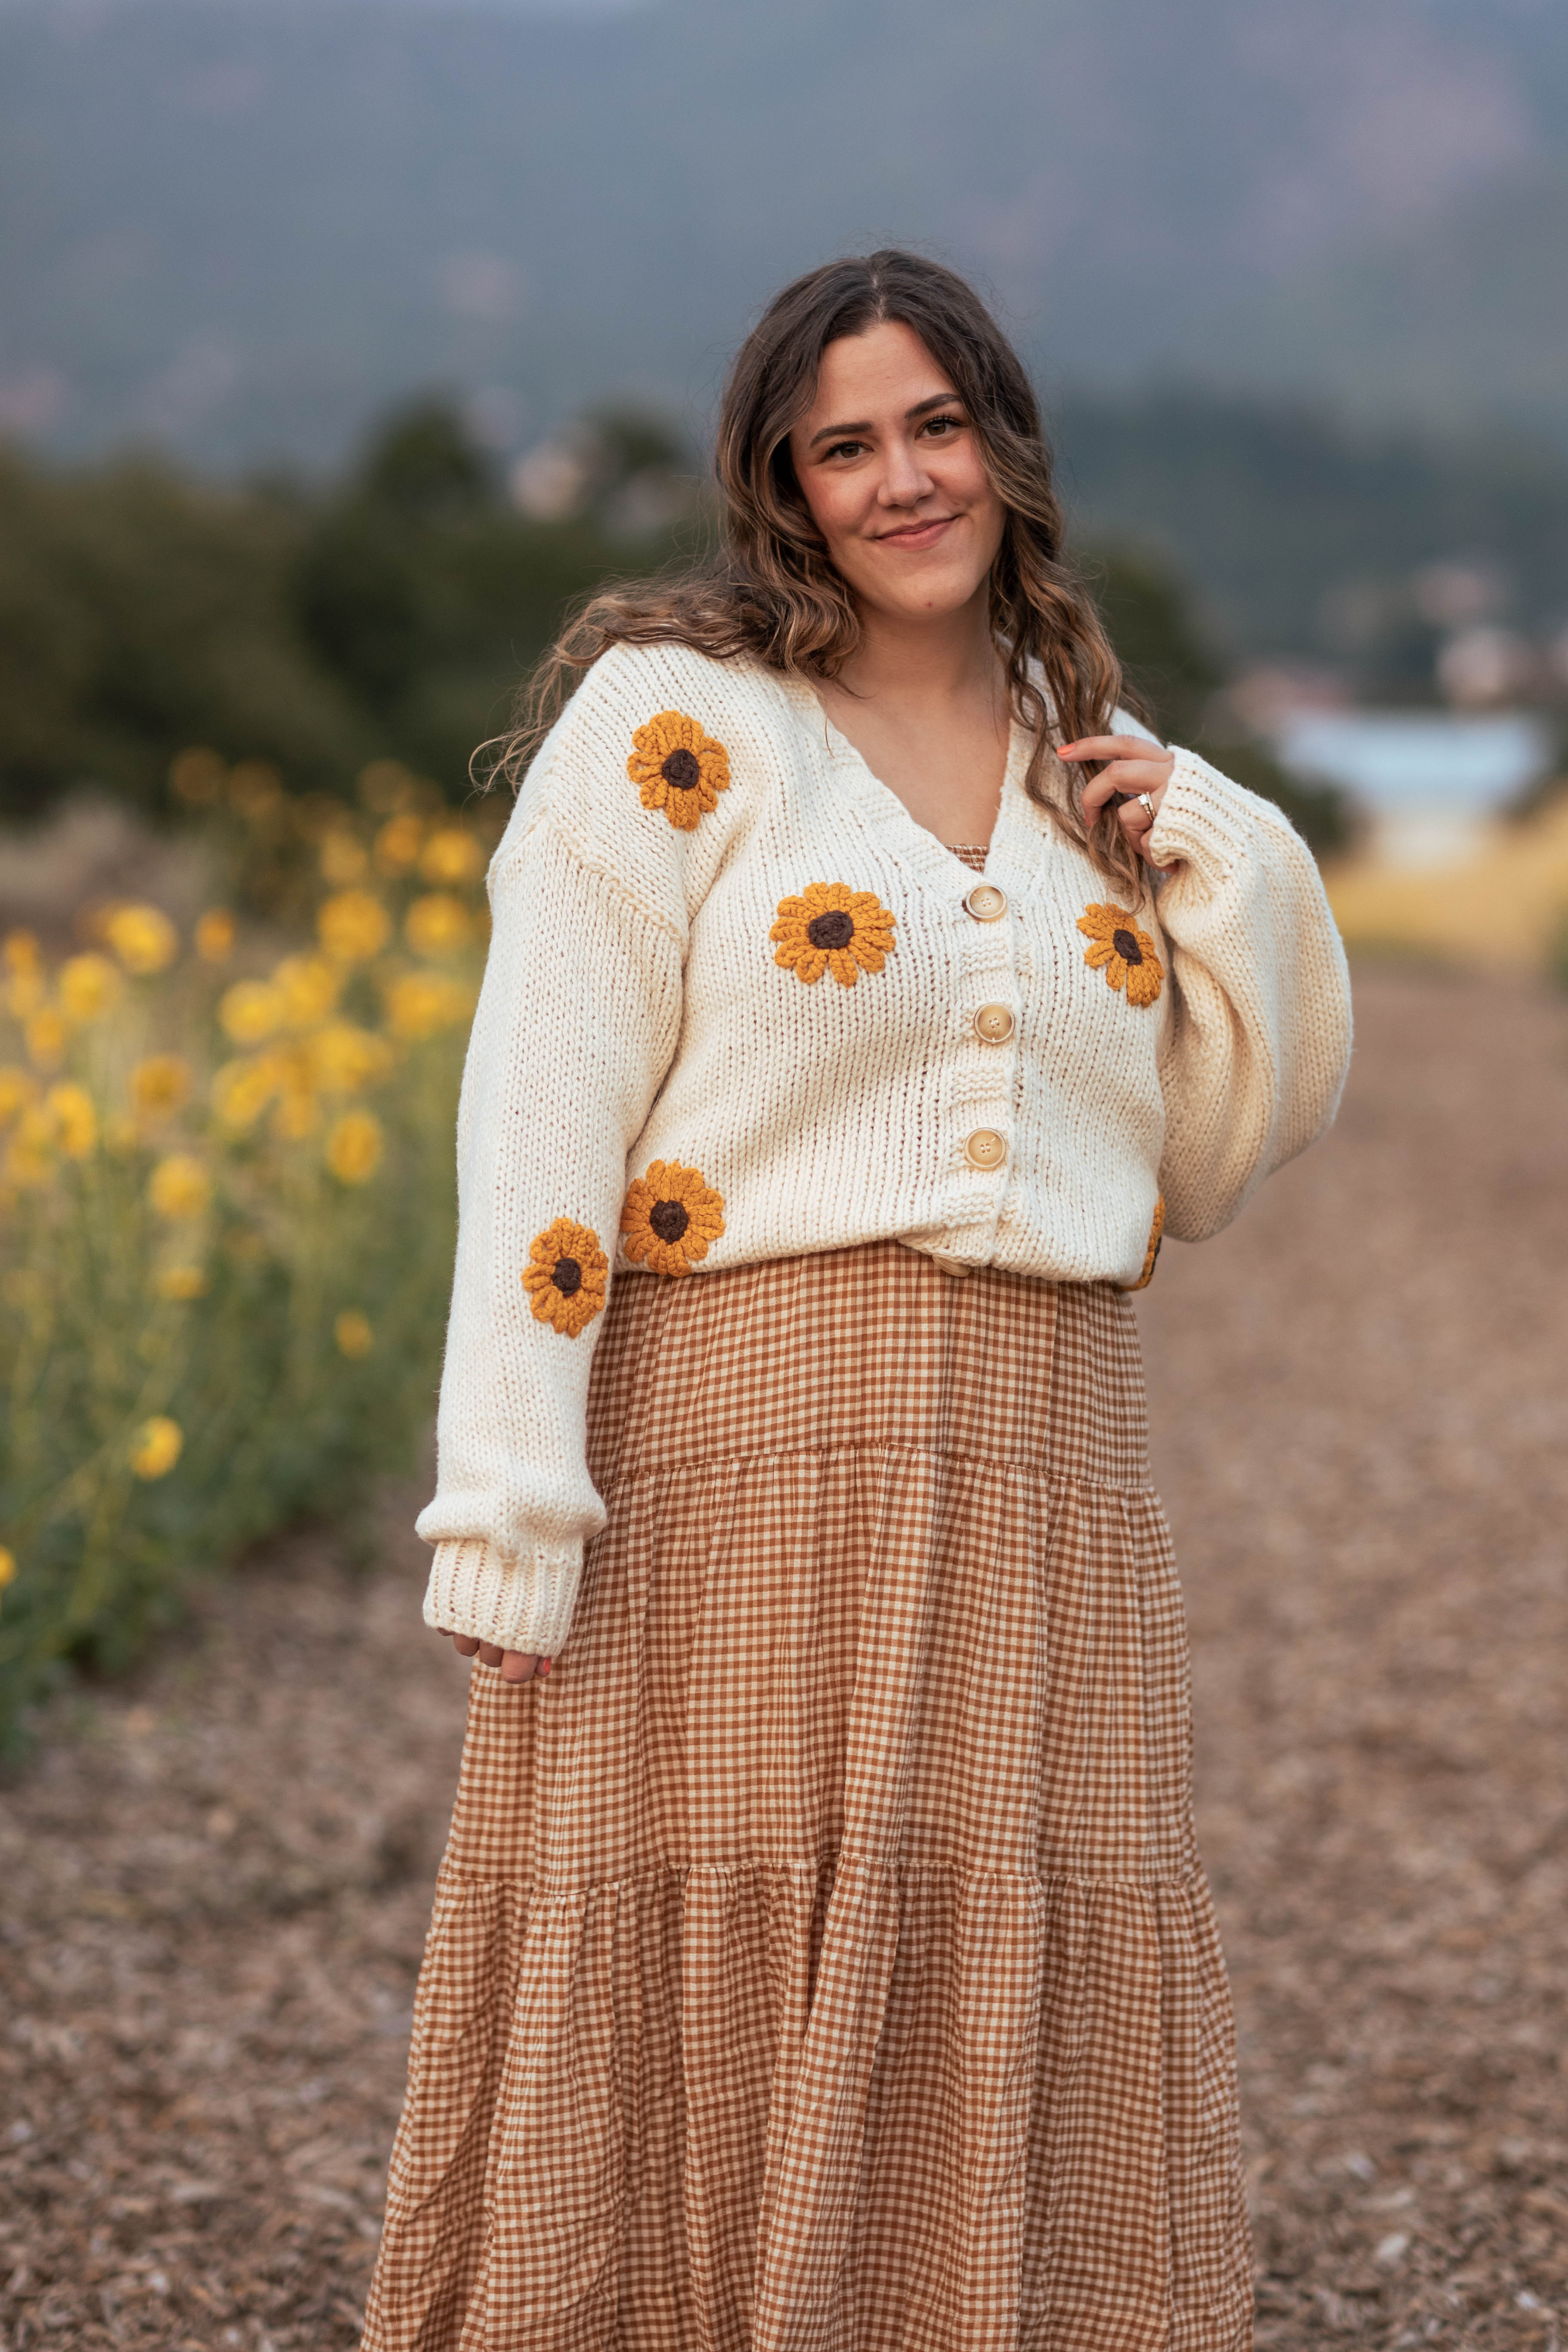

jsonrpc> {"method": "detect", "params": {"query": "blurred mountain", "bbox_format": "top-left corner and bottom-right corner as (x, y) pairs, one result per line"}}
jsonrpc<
(1, 0), (1565, 467)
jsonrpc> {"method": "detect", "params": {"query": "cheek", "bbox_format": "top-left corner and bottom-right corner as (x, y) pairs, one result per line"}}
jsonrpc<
(949, 449), (1005, 549)
(796, 469), (861, 557)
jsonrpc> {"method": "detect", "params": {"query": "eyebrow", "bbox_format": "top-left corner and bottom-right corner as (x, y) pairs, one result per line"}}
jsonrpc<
(807, 392), (962, 449)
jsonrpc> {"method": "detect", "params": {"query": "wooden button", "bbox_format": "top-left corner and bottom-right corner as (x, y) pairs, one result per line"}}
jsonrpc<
(973, 1003), (1015, 1044)
(963, 1128), (1007, 1170)
(963, 883), (1007, 922)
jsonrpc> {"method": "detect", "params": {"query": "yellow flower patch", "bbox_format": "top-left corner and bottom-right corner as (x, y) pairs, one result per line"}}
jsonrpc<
(627, 710), (730, 832)
(104, 903), (179, 976)
(194, 909), (236, 963)
(334, 1308), (374, 1358)
(318, 888), (391, 965)
(219, 979), (286, 1046)
(405, 893), (471, 957)
(46, 1083), (97, 1161)
(130, 1416), (183, 1480)
(149, 1154), (212, 1220)
(1077, 903), (1164, 1008)
(325, 1109), (384, 1185)
(59, 954), (122, 1022)
(155, 1265), (209, 1302)
(620, 1159), (725, 1277)
(771, 882), (897, 987)
(523, 1216), (609, 1338)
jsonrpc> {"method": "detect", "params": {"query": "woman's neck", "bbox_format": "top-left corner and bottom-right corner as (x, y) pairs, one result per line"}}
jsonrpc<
(833, 585), (1002, 720)
(813, 584), (1012, 848)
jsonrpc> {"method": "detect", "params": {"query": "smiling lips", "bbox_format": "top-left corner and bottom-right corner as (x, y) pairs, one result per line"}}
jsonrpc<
(872, 514), (959, 549)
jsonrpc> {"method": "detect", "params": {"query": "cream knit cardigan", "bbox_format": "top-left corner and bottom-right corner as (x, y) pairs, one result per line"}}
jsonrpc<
(418, 640), (1352, 1657)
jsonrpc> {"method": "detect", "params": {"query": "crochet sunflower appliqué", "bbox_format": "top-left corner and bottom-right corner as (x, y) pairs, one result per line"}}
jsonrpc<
(1118, 1195), (1166, 1293)
(522, 1216), (609, 1337)
(626, 710), (731, 832)
(770, 883), (897, 986)
(620, 1160), (726, 1277)
(1077, 902), (1165, 1007)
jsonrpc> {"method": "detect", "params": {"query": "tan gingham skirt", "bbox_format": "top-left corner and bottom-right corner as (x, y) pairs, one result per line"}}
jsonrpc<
(364, 1242), (1252, 2352)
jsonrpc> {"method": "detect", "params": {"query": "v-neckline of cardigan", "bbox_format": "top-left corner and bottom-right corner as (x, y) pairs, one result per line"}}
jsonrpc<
(779, 674), (1040, 896)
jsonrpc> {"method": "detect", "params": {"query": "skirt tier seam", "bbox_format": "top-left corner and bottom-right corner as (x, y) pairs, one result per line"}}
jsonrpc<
(433, 1856), (1211, 1897)
(594, 1436), (1157, 1502)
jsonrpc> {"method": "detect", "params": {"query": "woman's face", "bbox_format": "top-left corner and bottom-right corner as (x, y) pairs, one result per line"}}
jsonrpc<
(787, 319), (1006, 627)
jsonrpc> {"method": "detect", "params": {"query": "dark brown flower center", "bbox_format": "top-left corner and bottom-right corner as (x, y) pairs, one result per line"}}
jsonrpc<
(806, 909), (855, 951)
(551, 1256), (582, 1296)
(1112, 928), (1143, 965)
(649, 1198), (689, 1244)
(661, 747), (701, 791)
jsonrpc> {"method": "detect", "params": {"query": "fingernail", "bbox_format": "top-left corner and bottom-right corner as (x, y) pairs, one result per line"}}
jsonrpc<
(538, 1658), (552, 1675)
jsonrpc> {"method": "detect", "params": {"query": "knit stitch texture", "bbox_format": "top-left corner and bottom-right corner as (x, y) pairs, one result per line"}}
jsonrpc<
(416, 641), (1352, 1656)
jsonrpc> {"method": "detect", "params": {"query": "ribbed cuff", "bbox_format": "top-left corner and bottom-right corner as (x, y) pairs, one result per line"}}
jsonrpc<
(1148, 747), (1285, 876)
(422, 1535), (583, 1660)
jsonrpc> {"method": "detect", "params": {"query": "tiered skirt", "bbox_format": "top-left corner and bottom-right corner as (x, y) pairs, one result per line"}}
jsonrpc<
(364, 1240), (1253, 2351)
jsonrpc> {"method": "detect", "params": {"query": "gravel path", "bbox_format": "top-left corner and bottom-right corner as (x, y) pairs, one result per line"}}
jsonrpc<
(2, 965), (1564, 2351)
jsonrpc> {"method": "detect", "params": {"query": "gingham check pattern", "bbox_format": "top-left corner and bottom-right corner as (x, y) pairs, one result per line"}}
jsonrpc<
(364, 1243), (1253, 2352)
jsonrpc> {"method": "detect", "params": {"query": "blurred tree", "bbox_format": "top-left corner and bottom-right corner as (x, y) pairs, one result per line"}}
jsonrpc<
(291, 398), (695, 789)
(0, 452), (371, 818)
(1090, 544), (1353, 857)
(0, 402), (1346, 854)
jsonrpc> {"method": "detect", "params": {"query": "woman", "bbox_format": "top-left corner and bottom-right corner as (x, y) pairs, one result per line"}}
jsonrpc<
(364, 250), (1351, 2352)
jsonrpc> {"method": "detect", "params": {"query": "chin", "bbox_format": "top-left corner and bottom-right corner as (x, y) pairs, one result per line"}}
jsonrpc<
(879, 571), (986, 621)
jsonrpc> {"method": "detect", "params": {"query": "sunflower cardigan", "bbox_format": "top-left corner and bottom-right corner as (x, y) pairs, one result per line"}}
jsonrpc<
(418, 641), (1352, 1657)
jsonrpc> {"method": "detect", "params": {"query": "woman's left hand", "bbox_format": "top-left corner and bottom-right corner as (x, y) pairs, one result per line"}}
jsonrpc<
(1058, 736), (1178, 871)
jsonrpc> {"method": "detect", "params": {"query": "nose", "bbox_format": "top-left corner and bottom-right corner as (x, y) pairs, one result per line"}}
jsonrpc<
(876, 433), (935, 509)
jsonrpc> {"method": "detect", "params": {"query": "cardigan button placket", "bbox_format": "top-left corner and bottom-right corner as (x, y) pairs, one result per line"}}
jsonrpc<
(964, 1128), (1008, 1171)
(963, 882), (1008, 922)
(973, 1003), (1015, 1044)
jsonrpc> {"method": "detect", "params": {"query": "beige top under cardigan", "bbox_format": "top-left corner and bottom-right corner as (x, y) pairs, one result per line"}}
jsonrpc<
(417, 640), (1353, 1657)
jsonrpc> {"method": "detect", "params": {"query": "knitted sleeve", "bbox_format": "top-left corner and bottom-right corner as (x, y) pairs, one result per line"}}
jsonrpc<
(1145, 748), (1352, 1242)
(413, 648), (689, 1657)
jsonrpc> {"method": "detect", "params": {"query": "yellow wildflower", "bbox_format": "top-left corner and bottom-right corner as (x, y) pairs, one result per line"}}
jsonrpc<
(58, 953), (122, 1022)
(104, 903), (179, 975)
(131, 1054), (193, 1124)
(334, 1309), (374, 1358)
(130, 1416), (183, 1480)
(273, 952), (340, 1030)
(3, 930), (40, 977)
(0, 1546), (15, 1591)
(325, 1109), (384, 1185)
(194, 908), (236, 963)
(150, 1154), (213, 1220)
(318, 889), (391, 965)
(384, 971), (473, 1041)
(155, 1265), (209, 1301)
(374, 812), (425, 874)
(211, 1054), (280, 1132)
(271, 1088), (321, 1142)
(419, 827), (484, 886)
(319, 831), (368, 885)
(4, 965), (45, 1019)
(405, 893), (470, 957)
(0, 1066), (37, 1123)
(169, 746), (227, 805)
(218, 979), (285, 1045)
(5, 1104), (55, 1186)
(46, 1082), (97, 1159)
(307, 1021), (393, 1095)
(25, 1008), (67, 1071)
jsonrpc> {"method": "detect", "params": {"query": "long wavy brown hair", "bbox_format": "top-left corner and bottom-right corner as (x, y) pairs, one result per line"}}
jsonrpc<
(490, 248), (1140, 886)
